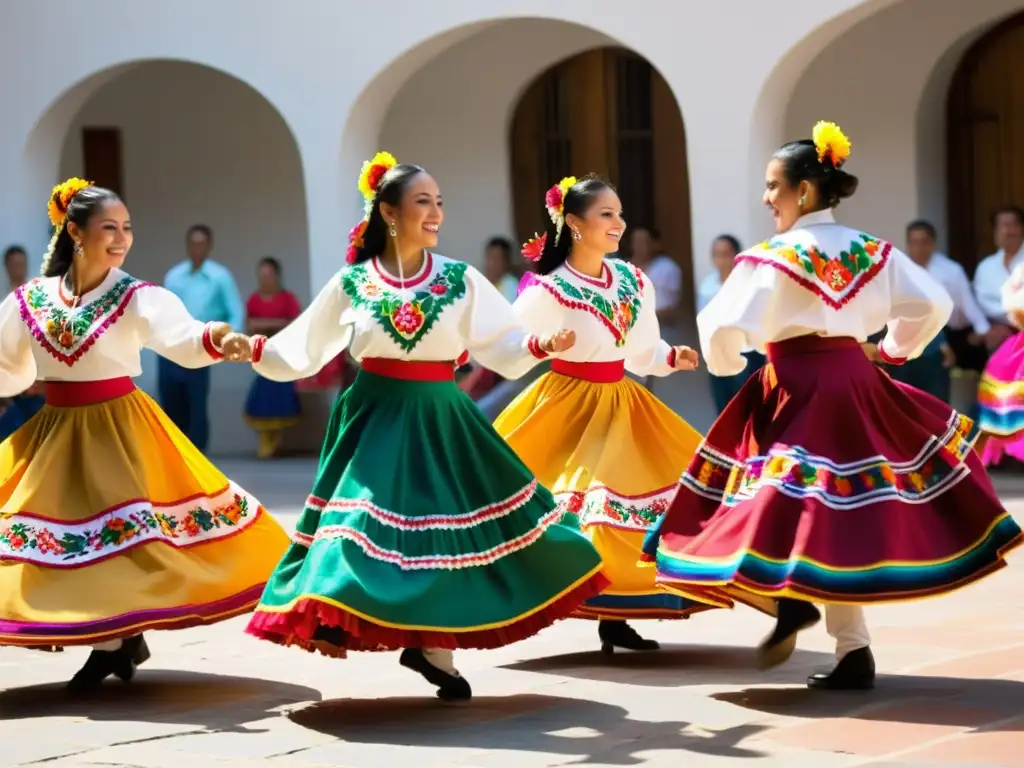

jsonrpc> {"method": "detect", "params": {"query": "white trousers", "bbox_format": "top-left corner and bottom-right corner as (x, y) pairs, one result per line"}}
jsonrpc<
(422, 648), (460, 676)
(824, 604), (870, 660)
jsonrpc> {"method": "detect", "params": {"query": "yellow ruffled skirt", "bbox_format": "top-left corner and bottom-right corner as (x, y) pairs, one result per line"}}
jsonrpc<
(0, 381), (290, 648)
(494, 367), (711, 619)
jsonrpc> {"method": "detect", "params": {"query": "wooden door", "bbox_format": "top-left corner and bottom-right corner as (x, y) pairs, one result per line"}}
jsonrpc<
(510, 48), (693, 315)
(947, 13), (1024, 274)
(81, 128), (125, 199)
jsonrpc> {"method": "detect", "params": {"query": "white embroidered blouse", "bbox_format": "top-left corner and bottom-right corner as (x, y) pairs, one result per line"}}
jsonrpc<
(0, 268), (226, 397)
(1001, 261), (1024, 320)
(699, 209), (953, 377)
(511, 258), (678, 377)
(252, 252), (553, 381)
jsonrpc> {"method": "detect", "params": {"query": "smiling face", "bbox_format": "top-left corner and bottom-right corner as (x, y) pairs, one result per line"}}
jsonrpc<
(68, 200), (133, 271)
(566, 188), (626, 255)
(380, 171), (444, 251)
(763, 157), (809, 234)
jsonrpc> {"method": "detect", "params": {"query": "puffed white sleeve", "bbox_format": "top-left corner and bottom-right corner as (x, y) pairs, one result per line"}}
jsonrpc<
(1001, 263), (1024, 315)
(878, 248), (953, 365)
(697, 260), (795, 377)
(625, 270), (677, 378)
(459, 267), (561, 380)
(135, 285), (227, 368)
(251, 273), (352, 381)
(0, 292), (37, 397)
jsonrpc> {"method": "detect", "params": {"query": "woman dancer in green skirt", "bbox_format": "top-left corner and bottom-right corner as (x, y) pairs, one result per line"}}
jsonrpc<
(243, 151), (610, 701)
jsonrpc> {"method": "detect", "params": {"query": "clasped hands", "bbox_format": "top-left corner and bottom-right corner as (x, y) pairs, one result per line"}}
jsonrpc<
(208, 323), (255, 363)
(537, 330), (699, 371)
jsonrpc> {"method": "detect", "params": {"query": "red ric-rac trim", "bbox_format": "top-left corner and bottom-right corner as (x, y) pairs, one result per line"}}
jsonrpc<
(667, 347), (677, 368)
(564, 260), (613, 288)
(527, 335), (549, 359)
(251, 335), (267, 364)
(736, 240), (892, 310)
(202, 324), (224, 360)
(533, 281), (625, 345)
(371, 252), (433, 289)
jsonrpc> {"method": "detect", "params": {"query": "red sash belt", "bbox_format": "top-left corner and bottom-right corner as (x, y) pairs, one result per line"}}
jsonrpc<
(45, 377), (137, 407)
(360, 357), (455, 382)
(765, 335), (860, 362)
(551, 359), (625, 383)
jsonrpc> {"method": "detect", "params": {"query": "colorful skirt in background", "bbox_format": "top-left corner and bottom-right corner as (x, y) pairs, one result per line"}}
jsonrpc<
(977, 332), (1024, 466)
(0, 377), (290, 649)
(244, 375), (302, 458)
(644, 335), (1022, 611)
(494, 359), (715, 620)
(245, 358), (609, 656)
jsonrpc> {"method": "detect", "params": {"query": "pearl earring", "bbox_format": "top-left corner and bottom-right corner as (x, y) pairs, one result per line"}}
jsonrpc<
(389, 222), (397, 237)
(572, 229), (582, 242)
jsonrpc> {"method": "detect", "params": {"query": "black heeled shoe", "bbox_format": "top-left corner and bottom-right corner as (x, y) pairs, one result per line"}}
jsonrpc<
(399, 649), (472, 701)
(807, 646), (875, 690)
(757, 598), (820, 670)
(598, 620), (660, 654)
(66, 650), (119, 695)
(112, 635), (151, 683)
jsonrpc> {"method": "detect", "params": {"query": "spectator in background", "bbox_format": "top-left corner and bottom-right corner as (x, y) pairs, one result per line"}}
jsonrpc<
(244, 256), (302, 459)
(4, 245), (28, 291)
(629, 226), (682, 322)
(697, 235), (766, 413)
(973, 207), (1024, 355)
(905, 220), (990, 376)
(159, 224), (244, 452)
(0, 245), (43, 439)
(483, 236), (519, 303)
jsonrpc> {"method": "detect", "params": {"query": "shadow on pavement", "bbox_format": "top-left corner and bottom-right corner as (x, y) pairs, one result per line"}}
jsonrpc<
(289, 692), (769, 762)
(0, 670), (321, 731)
(500, 643), (835, 688)
(713, 673), (1024, 729)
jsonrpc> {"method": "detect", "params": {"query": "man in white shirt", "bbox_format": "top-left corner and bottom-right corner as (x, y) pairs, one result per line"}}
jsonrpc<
(971, 206), (1024, 353)
(905, 220), (990, 375)
(629, 227), (682, 323)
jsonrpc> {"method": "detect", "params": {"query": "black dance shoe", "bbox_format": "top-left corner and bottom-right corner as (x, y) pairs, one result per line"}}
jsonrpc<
(598, 619), (660, 654)
(757, 598), (821, 670)
(399, 648), (473, 701)
(807, 646), (875, 690)
(66, 635), (151, 695)
(112, 635), (151, 683)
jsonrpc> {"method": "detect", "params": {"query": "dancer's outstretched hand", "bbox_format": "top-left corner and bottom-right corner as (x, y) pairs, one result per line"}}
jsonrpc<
(672, 346), (699, 371)
(221, 332), (253, 362)
(541, 329), (576, 354)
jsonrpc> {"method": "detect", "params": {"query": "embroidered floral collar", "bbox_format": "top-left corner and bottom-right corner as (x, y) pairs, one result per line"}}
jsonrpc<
(16, 270), (150, 365)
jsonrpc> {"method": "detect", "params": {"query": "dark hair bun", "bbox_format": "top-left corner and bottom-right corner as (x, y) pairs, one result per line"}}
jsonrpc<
(835, 170), (859, 199)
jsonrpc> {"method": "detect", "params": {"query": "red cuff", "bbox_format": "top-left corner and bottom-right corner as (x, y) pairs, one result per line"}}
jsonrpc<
(666, 347), (677, 368)
(251, 335), (268, 364)
(877, 344), (906, 366)
(202, 324), (224, 360)
(527, 335), (549, 359)
(455, 350), (470, 367)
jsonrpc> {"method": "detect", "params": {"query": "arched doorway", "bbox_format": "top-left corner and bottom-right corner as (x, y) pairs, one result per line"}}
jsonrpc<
(509, 47), (693, 317)
(947, 11), (1024, 273)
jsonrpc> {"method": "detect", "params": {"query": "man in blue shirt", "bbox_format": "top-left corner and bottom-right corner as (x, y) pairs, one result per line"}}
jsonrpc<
(159, 224), (244, 451)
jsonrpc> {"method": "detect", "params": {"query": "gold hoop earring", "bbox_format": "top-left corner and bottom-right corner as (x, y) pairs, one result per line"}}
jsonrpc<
(389, 222), (397, 238)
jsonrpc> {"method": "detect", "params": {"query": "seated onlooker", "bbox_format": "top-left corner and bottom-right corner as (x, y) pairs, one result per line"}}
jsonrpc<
(483, 236), (519, 304)
(4, 245), (28, 292)
(973, 207), (1024, 357)
(629, 226), (682, 323)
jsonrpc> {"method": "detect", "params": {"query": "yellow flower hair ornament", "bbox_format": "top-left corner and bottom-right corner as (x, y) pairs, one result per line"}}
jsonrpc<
(545, 175), (577, 239)
(357, 151), (398, 216)
(812, 121), (851, 168)
(48, 177), (93, 228)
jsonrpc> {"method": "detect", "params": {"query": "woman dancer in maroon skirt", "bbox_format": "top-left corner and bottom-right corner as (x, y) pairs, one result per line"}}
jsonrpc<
(643, 121), (1023, 690)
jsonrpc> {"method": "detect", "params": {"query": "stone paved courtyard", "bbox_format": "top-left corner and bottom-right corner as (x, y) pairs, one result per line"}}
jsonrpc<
(2, 458), (1024, 767)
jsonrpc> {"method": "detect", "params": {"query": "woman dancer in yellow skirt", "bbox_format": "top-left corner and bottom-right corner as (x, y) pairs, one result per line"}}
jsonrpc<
(493, 175), (719, 653)
(0, 179), (290, 694)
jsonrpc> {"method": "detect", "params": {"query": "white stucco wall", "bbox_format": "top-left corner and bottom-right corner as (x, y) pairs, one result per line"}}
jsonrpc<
(56, 62), (312, 456)
(784, 0), (1023, 251)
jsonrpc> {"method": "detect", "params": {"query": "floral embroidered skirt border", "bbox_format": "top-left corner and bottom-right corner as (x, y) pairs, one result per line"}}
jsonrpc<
(977, 331), (1024, 466)
(244, 370), (609, 657)
(0, 388), (290, 648)
(494, 369), (717, 620)
(643, 335), (1023, 610)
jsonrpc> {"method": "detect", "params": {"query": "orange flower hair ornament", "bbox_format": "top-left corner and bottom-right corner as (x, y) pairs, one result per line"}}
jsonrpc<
(544, 175), (577, 239)
(346, 150), (398, 265)
(358, 150), (397, 217)
(48, 177), (93, 228)
(521, 232), (547, 262)
(812, 121), (851, 168)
